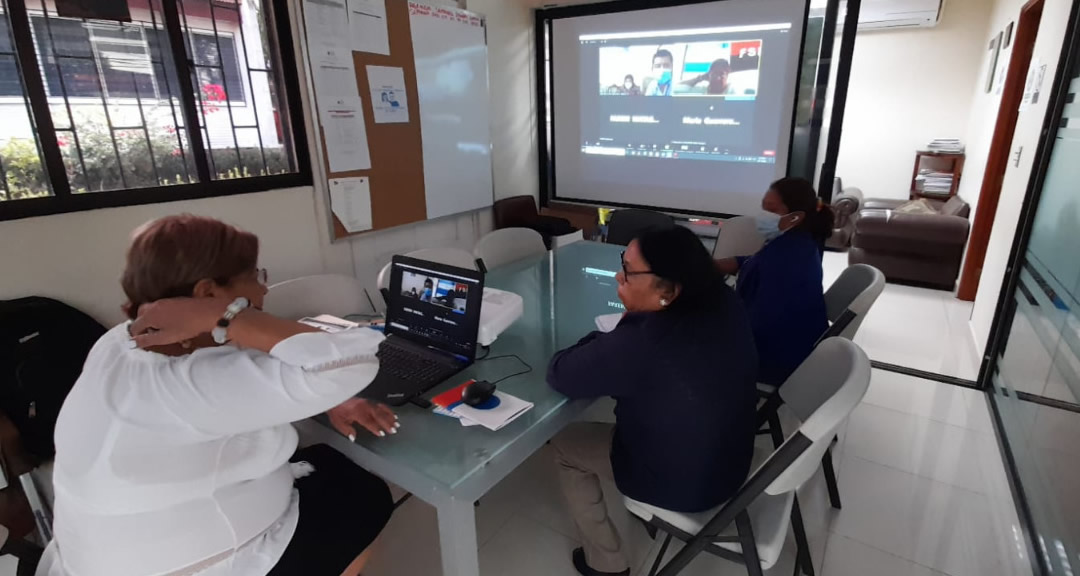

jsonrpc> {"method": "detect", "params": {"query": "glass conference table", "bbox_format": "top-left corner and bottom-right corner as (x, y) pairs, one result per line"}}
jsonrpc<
(295, 241), (625, 576)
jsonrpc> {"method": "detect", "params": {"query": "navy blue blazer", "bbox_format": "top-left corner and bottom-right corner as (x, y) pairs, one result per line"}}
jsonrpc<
(736, 230), (829, 387)
(547, 285), (758, 513)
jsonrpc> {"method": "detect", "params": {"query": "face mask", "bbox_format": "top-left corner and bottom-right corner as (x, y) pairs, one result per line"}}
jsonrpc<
(657, 70), (672, 85)
(625, 81), (633, 89)
(755, 212), (785, 242)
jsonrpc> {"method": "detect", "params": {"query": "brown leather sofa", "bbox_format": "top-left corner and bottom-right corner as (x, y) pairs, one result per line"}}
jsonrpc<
(849, 196), (971, 290)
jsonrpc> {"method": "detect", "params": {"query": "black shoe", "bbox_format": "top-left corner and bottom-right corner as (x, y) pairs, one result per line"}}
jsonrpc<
(572, 547), (630, 576)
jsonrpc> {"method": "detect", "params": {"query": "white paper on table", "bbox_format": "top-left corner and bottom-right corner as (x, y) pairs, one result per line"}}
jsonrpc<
(366, 65), (409, 123)
(304, 0), (350, 65)
(451, 391), (533, 432)
(299, 314), (360, 332)
(348, 0), (390, 55)
(595, 313), (622, 333)
(319, 96), (371, 172)
(328, 177), (373, 233)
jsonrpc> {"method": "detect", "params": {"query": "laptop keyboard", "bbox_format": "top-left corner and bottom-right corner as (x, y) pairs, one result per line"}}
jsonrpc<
(377, 342), (456, 386)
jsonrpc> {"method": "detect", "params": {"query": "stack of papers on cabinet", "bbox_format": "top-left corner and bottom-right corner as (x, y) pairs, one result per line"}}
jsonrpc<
(915, 170), (954, 196)
(925, 139), (965, 153)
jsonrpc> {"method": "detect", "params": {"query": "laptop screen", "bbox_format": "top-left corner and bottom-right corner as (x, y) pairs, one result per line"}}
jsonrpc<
(385, 256), (485, 361)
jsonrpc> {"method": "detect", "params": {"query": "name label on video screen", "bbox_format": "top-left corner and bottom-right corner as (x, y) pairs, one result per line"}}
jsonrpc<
(682, 116), (740, 126)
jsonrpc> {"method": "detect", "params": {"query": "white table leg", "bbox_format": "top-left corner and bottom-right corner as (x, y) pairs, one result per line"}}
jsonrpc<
(437, 494), (480, 576)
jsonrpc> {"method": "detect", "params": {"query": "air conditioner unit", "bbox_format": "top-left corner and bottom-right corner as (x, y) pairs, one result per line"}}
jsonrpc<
(857, 0), (943, 30)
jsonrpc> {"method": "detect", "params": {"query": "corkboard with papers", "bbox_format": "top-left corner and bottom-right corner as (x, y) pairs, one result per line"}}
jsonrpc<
(300, 0), (493, 240)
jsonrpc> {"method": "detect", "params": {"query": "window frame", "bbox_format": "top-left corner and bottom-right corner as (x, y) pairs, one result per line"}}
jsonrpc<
(0, 0), (311, 222)
(186, 28), (248, 106)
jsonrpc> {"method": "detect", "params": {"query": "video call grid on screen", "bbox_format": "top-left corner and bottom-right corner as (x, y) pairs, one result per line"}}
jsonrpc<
(549, 0), (808, 217)
(579, 22), (790, 166)
(388, 260), (482, 359)
(592, 26), (773, 100)
(400, 270), (470, 315)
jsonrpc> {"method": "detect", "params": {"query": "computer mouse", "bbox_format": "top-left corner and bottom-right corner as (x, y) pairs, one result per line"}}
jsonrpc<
(462, 379), (496, 407)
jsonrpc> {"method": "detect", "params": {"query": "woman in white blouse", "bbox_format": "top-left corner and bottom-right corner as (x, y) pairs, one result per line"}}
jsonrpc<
(38, 215), (396, 576)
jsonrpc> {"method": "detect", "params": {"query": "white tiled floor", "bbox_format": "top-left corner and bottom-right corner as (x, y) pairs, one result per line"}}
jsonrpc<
(365, 370), (1033, 576)
(823, 252), (982, 381)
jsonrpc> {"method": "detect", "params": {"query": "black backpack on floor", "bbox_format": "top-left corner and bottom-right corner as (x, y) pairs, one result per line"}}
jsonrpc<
(0, 297), (107, 460)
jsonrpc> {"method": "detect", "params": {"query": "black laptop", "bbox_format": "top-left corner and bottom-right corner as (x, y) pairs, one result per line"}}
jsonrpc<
(360, 256), (484, 406)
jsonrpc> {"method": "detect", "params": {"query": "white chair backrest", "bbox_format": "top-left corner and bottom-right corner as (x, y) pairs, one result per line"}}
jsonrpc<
(762, 338), (870, 495)
(553, 229), (584, 249)
(376, 247), (478, 290)
(713, 216), (764, 259)
(824, 264), (885, 340)
(265, 274), (372, 320)
(474, 228), (547, 270)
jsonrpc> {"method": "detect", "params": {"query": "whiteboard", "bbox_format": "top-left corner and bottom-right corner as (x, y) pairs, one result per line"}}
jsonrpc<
(408, 3), (493, 219)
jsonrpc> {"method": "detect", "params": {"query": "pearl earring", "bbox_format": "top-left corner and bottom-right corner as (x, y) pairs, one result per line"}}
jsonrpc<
(660, 299), (669, 307)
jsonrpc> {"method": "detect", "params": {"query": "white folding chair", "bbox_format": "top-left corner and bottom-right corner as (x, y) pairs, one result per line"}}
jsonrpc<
(756, 264), (884, 509)
(713, 216), (764, 260)
(264, 274), (374, 320)
(627, 338), (871, 576)
(473, 227), (547, 271)
(552, 229), (585, 249)
(823, 264), (885, 341)
(376, 247), (479, 292)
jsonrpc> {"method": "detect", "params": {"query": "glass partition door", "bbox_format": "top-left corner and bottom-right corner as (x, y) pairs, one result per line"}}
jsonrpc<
(987, 49), (1080, 576)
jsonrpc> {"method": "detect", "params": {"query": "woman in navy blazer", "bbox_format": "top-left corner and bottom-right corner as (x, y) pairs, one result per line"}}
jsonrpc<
(718, 177), (834, 387)
(548, 226), (758, 576)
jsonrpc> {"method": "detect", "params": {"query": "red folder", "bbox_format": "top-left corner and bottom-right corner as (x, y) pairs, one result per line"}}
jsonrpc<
(431, 380), (474, 410)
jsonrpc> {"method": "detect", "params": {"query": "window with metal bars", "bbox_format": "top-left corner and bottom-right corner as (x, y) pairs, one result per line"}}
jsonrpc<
(0, 0), (310, 221)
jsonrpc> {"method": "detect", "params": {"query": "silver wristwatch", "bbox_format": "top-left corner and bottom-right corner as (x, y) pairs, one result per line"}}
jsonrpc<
(211, 297), (250, 344)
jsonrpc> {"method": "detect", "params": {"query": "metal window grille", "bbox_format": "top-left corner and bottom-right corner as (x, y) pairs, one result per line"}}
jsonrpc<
(0, 0), (310, 221)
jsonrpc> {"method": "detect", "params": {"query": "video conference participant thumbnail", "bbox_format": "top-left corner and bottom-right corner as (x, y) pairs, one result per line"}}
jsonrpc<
(599, 39), (762, 98)
(400, 271), (470, 314)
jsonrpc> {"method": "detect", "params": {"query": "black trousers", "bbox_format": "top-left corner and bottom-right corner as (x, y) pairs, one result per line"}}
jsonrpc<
(267, 444), (393, 575)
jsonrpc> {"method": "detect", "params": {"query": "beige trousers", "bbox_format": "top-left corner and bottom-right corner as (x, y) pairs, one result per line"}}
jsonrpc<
(551, 422), (629, 573)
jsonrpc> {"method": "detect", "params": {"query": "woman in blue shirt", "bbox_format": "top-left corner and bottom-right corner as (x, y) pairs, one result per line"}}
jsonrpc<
(718, 177), (833, 388)
(548, 226), (758, 576)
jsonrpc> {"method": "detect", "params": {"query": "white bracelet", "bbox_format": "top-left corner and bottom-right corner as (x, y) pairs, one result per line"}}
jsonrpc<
(211, 297), (250, 344)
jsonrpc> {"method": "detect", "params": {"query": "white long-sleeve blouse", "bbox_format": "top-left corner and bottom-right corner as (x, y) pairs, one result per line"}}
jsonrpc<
(36, 323), (384, 576)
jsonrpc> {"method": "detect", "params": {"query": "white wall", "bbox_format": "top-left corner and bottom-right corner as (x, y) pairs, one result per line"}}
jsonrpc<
(957, 0), (1026, 218)
(467, 0), (540, 201)
(0, 188), (323, 325)
(971, 0), (1074, 351)
(0, 186), (490, 327)
(835, 0), (992, 200)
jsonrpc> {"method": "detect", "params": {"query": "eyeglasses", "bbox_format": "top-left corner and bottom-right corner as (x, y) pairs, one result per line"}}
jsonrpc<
(620, 251), (654, 279)
(255, 268), (269, 286)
